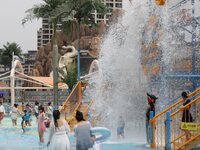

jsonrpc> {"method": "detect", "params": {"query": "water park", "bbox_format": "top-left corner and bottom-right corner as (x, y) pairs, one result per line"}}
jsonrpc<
(0, 0), (200, 150)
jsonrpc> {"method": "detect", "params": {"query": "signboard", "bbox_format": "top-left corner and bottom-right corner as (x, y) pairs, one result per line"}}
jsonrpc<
(181, 122), (197, 131)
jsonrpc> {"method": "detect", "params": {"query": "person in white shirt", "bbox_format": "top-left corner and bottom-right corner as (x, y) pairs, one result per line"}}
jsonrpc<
(46, 102), (53, 119)
(10, 103), (20, 126)
(0, 101), (5, 124)
(34, 101), (39, 119)
(47, 110), (70, 150)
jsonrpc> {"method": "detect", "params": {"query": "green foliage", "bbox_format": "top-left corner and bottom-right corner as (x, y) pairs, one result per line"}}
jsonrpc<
(22, 0), (66, 25)
(50, 0), (108, 36)
(0, 42), (22, 69)
(58, 64), (77, 90)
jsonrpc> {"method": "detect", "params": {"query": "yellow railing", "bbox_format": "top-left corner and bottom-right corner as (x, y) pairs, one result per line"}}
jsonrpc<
(170, 96), (200, 150)
(60, 81), (82, 124)
(150, 87), (200, 148)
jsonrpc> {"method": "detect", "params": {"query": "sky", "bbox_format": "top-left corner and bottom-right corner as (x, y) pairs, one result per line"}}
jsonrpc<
(0, 0), (129, 52)
(0, 0), (42, 52)
(0, 0), (198, 52)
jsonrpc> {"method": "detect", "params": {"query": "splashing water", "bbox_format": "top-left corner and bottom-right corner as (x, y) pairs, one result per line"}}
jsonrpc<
(87, 1), (151, 141)
(86, 0), (200, 143)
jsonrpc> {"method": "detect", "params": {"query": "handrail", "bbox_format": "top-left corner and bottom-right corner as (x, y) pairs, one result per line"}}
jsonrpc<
(169, 95), (200, 149)
(178, 133), (200, 149)
(151, 87), (200, 122)
(150, 86), (200, 148)
(60, 81), (81, 112)
(67, 101), (81, 123)
(171, 96), (200, 117)
(67, 99), (93, 124)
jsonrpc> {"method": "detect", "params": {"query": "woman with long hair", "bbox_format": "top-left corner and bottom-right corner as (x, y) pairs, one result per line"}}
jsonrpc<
(38, 105), (46, 143)
(47, 110), (70, 150)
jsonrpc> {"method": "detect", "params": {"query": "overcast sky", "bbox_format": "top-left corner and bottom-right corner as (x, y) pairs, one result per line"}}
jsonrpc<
(0, 0), (198, 52)
(0, 0), (42, 52)
(0, 0), (129, 52)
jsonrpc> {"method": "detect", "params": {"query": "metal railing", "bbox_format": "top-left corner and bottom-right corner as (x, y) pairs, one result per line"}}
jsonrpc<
(60, 81), (82, 124)
(169, 96), (200, 150)
(150, 87), (200, 148)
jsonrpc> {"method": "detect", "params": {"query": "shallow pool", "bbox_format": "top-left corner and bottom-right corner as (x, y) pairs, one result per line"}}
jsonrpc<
(0, 117), (152, 150)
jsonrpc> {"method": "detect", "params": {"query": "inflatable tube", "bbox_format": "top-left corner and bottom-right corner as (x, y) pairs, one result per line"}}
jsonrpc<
(91, 127), (111, 143)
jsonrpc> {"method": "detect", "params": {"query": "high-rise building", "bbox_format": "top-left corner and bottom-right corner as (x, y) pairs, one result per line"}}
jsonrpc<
(92, 0), (123, 24)
(23, 50), (37, 75)
(37, 0), (123, 50)
(37, 17), (62, 49)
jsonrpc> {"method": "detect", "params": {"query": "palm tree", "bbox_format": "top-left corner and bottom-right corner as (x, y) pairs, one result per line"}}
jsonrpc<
(22, 0), (66, 106)
(0, 42), (22, 71)
(51, 0), (107, 80)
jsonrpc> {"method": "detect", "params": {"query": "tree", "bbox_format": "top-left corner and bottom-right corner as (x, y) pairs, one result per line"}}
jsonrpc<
(0, 42), (22, 71)
(51, 0), (107, 80)
(58, 64), (77, 91)
(22, 0), (66, 106)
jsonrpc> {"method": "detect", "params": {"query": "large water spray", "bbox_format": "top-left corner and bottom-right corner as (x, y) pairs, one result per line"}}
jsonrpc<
(85, 0), (197, 142)
(88, 1), (151, 131)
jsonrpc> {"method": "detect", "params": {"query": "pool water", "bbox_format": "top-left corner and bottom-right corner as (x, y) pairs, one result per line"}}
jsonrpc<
(0, 117), (152, 150)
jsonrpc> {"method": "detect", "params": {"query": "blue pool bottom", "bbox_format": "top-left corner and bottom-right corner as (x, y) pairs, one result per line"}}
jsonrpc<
(0, 117), (153, 150)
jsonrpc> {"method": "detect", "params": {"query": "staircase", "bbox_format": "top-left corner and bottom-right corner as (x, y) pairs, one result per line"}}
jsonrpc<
(150, 87), (200, 149)
(60, 81), (93, 129)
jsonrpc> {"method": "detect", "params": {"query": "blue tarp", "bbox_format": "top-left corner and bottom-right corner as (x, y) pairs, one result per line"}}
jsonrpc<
(0, 91), (8, 94)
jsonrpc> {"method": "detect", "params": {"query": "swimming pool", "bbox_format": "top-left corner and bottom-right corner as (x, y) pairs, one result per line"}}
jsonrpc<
(0, 117), (152, 150)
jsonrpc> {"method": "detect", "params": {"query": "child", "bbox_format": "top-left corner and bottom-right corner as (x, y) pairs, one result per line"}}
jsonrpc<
(117, 116), (125, 139)
(21, 110), (30, 132)
(38, 105), (46, 143)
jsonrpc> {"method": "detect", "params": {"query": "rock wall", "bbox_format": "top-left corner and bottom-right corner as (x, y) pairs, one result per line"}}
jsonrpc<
(32, 9), (123, 77)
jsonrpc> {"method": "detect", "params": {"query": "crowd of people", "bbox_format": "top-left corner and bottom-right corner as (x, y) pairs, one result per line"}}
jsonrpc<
(0, 100), (97, 150)
(0, 89), (194, 150)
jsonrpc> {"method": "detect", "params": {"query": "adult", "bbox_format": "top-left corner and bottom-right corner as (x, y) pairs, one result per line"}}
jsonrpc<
(47, 110), (70, 150)
(146, 93), (158, 144)
(34, 101), (39, 119)
(0, 101), (5, 124)
(10, 104), (20, 126)
(74, 110), (94, 150)
(181, 91), (193, 140)
(46, 102), (53, 119)
(38, 105), (46, 143)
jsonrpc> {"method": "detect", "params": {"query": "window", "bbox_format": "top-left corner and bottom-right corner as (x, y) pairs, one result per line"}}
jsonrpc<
(115, 3), (122, 8)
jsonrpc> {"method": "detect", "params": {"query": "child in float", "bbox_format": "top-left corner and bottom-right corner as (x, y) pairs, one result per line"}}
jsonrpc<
(0, 101), (5, 124)
(38, 105), (46, 143)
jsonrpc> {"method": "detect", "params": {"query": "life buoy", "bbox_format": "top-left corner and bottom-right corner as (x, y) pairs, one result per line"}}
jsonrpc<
(91, 127), (111, 143)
